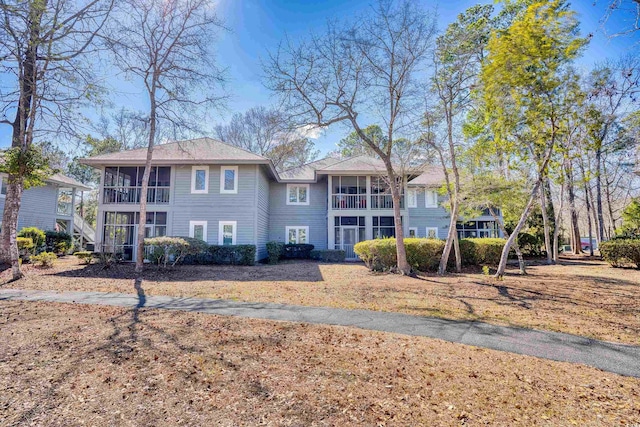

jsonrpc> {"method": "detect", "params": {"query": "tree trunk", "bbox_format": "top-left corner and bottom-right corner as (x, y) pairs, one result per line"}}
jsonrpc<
(490, 207), (526, 275)
(539, 186), (553, 264)
(579, 164), (595, 256)
(388, 173), (410, 275)
(565, 162), (582, 255)
(552, 178), (564, 262)
(135, 85), (157, 273)
(595, 147), (605, 243)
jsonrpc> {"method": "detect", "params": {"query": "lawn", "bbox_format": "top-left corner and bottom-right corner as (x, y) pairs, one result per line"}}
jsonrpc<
(1, 300), (639, 426)
(3, 256), (639, 345)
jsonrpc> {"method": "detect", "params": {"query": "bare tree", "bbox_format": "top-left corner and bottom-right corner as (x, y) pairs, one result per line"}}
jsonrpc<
(107, 0), (226, 273)
(265, 0), (436, 275)
(215, 106), (319, 171)
(0, 0), (113, 279)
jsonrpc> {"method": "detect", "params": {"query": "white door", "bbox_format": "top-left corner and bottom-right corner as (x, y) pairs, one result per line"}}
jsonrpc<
(341, 226), (358, 260)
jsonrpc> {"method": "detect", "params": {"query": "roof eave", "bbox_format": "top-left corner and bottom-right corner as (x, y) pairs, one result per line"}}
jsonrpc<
(78, 158), (273, 167)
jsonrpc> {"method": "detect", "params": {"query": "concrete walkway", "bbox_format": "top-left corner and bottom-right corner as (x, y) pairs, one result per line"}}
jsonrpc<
(1, 288), (639, 378)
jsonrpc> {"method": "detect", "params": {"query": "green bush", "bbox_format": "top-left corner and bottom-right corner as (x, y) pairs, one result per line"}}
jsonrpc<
(600, 239), (640, 268)
(144, 236), (209, 268)
(266, 241), (284, 264)
(355, 237), (508, 272)
(310, 249), (346, 262)
(282, 244), (315, 259)
(74, 251), (94, 265)
(458, 238), (506, 266)
(18, 227), (46, 250)
(45, 230), (72, 254)
(208, 245), (256, 266)
(31, 251), (57, 268)
(17, 237), (34, 255)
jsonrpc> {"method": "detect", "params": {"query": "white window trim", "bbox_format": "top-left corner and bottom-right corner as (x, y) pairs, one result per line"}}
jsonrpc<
(407, 188), (417, 208)
(286, 226), (309, 244)
(425, 189), (438, 208)
(218, 221), (237, 245)
(191, 166), (209, 194)
(286, 183), (310, 206)
(408, 227), (418, 238)
(220, 166), (238, 194)
(189, 220), (208, 241)
(426, 227), (438, 239)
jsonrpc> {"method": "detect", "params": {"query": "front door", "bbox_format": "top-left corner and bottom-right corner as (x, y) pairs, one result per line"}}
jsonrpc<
(341, 226), (358, 260)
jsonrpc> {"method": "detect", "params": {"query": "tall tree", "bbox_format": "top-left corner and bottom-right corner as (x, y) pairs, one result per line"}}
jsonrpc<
(107, 0), (226, 273)
(0, 0), (113, 279)
(265, 0), (436, 275)
(335, 125), (385, 158)
(481, 0), (587, 278)
(214, 106), (319, 171)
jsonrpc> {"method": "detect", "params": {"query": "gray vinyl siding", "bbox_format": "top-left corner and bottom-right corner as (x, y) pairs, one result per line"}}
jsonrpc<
(268, 177), (328, 250)
(0, 183), (65, 231)
(171, 164), (258, 246)
(256, 166), (270, 260)
(407, 188), (451, 239)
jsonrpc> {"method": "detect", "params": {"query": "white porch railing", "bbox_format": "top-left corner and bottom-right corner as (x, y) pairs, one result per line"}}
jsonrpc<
(332, 194), (367, 210)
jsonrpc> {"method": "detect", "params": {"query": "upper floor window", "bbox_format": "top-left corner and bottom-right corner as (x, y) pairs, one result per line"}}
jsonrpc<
(287, 184), (309, 205)
(425, 190), (438, 208)
(56, 188), (73, 216)
(191, 166), (209, 194)
(407, 189), (417, 208)
(103, 166), (170, 204)
(0, 176), (7, 196)
(220, 166), (238, 194)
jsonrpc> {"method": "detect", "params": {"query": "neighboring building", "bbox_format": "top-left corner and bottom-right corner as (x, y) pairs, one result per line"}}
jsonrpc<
(0, 172), (94, 246)
(80, 137), (502, 261)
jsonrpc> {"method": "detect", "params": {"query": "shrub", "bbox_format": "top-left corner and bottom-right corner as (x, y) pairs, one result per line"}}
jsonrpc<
(282, 243), (315, 259)
(17, 237), (34, 255)
(266, 241), (284, 264)
(600, 239), (640, 268)
(459, 238), (506, 267)
(144, 236), (209, 268)
(207, 245), (256, 265)
(310, 249), (346, 262)
(31, 251), (57, 268)
(74, 251), (94, 265)
(45, 230), (72, 254)
(18, 227), (46, 250)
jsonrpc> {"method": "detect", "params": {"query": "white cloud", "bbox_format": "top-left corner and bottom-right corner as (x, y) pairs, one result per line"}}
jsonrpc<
(296, 124), (322, 140)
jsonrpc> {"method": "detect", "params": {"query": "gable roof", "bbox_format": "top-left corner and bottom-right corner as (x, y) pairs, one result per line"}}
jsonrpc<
(79, 137), (270, 166)
(48, 173), (92, 191)
(279, 157), (343, 181)
(315, 155), (389, 173)
(407, 166), (446, 187)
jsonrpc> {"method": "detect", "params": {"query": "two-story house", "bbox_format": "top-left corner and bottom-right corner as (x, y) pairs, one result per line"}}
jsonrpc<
(80, 137), (500, 261)
(0, 171), (94, 246)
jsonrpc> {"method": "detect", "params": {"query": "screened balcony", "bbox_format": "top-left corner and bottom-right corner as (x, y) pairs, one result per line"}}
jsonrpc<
(331, 176), (367, 210)
(103, 166), (170, 204)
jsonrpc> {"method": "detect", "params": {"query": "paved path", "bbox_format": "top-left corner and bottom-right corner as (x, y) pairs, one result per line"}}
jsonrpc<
(1, 288), (639, 378)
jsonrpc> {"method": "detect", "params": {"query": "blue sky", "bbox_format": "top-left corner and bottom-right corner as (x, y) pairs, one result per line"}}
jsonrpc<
(1, 0), (638, 156)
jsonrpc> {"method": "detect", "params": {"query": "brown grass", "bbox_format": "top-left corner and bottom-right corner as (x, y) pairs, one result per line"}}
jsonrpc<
(3, 256), (640, 344)
(1, 300), (639, 426)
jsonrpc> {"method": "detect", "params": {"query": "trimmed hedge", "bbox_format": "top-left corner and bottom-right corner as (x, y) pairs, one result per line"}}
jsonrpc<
(458, 238), (506, 267)
(74, 251), (94, 265)
(310, 249), (346, 262)
(17, 237), (34, 255)
(31, 251), (57, 268)
(282, 243), (315, 259)
(182, 244), (256, 266)
(45, 230), (72, 254)
(266, 241), (284, 264)
(600, 239), (640, 268)
(144, 236), (209, 268)
(354, 237), (508, 272)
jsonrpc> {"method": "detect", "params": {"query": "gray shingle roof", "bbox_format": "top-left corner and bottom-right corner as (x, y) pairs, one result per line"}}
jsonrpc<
(408, 166), (446, 187)
(48, 173), (92, 191)
(279, 157), (343, 181)
(79, 137), (270, 166)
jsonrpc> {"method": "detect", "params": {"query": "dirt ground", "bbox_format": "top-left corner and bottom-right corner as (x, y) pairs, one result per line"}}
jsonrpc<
(3, 256), (638, 345)
(1, 300), (639, 426)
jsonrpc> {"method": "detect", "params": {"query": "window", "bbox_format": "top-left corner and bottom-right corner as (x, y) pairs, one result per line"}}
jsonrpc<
(408, 227), (418, 238)
(373, 216), (398, 238)
(287, 184), (309, 205)
(286, 226), (309, 244)
(191, 166), (209, 194)
(456, 221), (499, 238)
(407, 189), (417, 208)
(218, 221), (236, 245)
(189, 220), (207, 241)
(145, 212), (167, 238)
(0, 176), (7, 196)
(220, 166), (238, 194)
(425, 190), (438, 208)
(331, 176), (367, 209)
(56, 188), (73, 216)
(426, 227), (438, 239)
